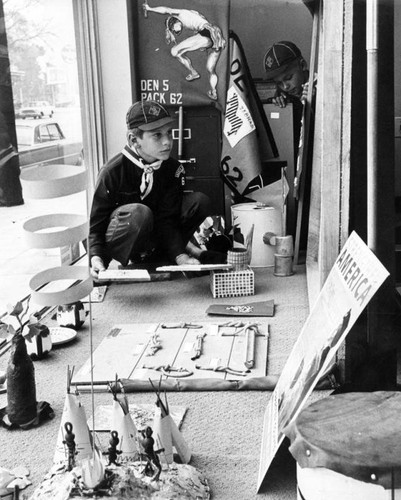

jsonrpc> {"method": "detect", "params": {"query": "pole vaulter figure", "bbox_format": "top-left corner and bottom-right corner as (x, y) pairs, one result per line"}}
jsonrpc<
(143, 1), (226, 101)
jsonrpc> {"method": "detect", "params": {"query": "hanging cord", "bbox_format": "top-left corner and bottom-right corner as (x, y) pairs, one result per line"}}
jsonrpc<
(84, 174), (97, 457)
(88, 266), (96, 457)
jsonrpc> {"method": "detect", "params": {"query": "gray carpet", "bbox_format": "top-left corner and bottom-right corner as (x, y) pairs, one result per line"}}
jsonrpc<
(0, 265), (311, 499)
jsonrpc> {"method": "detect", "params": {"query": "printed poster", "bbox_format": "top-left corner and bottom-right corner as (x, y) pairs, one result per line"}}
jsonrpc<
(130, 0), (230, 111)
(257, 231), (390, 491)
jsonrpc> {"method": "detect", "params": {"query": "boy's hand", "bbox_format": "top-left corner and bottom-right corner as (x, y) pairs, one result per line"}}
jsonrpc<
(175, 253), (201, 266)
(90, 256), (106, 278)
(301, 82), (309, 102)
(272, 94), (288, 108)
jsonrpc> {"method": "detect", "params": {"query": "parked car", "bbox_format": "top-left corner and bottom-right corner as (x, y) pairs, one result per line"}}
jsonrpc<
(16, 101), (55, 119)
(29, 101), (55, 118)
(16, 120), (83, 169)
(16, 107), (42, 120)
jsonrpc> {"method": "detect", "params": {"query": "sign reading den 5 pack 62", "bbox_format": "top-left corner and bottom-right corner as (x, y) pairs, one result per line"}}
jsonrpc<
(130, 0), (230, 110)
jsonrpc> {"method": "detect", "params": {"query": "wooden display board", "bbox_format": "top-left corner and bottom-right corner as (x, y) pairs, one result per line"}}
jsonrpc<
(72, 322), (269, 387)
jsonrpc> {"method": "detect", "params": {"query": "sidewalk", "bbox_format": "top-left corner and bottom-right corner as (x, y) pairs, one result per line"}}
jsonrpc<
(0, 191), (88, 315)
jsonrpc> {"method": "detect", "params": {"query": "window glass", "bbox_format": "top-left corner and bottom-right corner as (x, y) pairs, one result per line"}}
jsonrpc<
(14, 125), (32, 147)
(38, 125), (51, 142)
(1, 0), (87, 315)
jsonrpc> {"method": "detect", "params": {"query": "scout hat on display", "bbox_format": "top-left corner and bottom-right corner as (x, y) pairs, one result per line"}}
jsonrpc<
(126, 100), (174, 131)
(263, 41), (302, 79)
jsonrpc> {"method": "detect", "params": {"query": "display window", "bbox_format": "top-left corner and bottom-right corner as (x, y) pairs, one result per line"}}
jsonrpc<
(1, 0), (86, 315)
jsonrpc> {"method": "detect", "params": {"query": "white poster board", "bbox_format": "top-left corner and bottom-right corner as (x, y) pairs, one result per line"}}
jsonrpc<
(257, 231), (390, 491)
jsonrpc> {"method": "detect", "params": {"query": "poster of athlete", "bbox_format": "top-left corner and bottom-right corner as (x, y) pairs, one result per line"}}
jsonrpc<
(130, 0), (230, 110)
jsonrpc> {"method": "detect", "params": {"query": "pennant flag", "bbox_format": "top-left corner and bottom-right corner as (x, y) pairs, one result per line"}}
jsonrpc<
(220, 32), (278, 202)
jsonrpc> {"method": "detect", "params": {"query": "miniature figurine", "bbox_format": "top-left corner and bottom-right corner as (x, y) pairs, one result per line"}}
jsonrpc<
(56, 301), (86, 330)
(138, 426), (164, 481)
(106, 430), (122, 466)
(63, 421), (77, 471)
(6, 333), (37, 426)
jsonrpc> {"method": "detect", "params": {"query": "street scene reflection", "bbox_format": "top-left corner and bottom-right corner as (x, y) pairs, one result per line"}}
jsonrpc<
(0, 0), (85, 314)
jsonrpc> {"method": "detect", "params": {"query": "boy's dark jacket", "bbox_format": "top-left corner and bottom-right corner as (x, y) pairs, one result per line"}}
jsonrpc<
(89, 153), (185, 265)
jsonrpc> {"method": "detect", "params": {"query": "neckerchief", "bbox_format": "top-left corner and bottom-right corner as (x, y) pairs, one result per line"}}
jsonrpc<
(122, 144), (162, 199)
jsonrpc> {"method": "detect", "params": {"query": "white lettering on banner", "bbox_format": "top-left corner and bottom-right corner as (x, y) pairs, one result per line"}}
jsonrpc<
(230, 58), (246, 92)
(140, 92), (182, 105)
(223, 86), (255, 148)
(336, 248), (372, 306)
(140, 79), (180, 104)
(141, 79), (159, 91)
(169, 93), (183, 104)
(140, 79), (170, 91)
(141, 92), (166, 103)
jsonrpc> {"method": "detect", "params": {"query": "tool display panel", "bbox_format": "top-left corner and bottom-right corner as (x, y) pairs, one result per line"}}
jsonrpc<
(71, 322), (269, 387)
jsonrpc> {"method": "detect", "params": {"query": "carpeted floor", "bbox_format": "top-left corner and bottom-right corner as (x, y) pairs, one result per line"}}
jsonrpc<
(0, 265), (312, 500)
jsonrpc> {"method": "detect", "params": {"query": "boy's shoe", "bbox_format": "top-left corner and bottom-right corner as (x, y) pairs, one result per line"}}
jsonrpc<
(199, 250), (227, 264)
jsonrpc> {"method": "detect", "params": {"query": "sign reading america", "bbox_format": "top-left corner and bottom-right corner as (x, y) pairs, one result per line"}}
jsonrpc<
(257, 231), (390, 491)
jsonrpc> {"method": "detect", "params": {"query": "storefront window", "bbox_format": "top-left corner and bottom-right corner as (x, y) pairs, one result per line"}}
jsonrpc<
(0, 0), (86, 315)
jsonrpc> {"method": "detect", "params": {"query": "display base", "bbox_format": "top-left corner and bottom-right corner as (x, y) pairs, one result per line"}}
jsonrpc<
(30, 460), (210, 500)
(0, 401), (54, 429)
(297, 465), (401, 500)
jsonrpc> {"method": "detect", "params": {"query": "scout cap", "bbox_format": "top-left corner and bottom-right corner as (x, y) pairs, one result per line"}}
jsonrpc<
(263, 41), (302, 79)
(126, 100), (174, 131)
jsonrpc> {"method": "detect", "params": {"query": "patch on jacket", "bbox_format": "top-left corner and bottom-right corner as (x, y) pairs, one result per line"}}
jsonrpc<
(175, 164), (185, 178)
